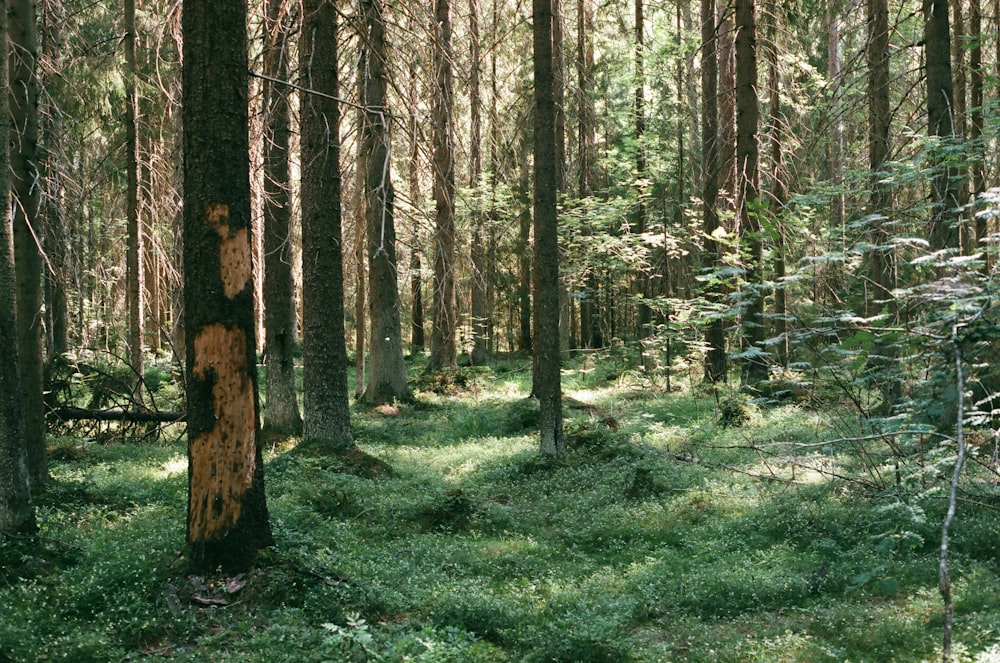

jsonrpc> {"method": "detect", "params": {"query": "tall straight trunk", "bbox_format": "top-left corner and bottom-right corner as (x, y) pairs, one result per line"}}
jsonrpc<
(0, 0), (36, 536)
(262, 0), (302, 437)
(925, 0), (961, 251)
(768, 4), (788, 369)
(970, 0), (986, 262)
(487, 0), (500, 355)
(578, 0), (601, 349)
(517, 159), (532, 352)
(735, 0), (766, 385)
(10, 0), (46, 485)
(634, 0), (651, 340)
(428, 0), (458, 371)
(702, 0), (727, 383)
(868, 0), (899, 410)
(40, 0), (69, 359)
(827, 0), (845, 240)
(300, 0), (352, 447)
(354, 132), (368, 396)
(533, 0), (564, 455)
(407, 62), (425, 354)
(719, 2), (737, 215)
(360, 0), (411, 404)
(469, 0), (488, 365)
(126, 0), (144, 403)
(182, 0), (272, 572)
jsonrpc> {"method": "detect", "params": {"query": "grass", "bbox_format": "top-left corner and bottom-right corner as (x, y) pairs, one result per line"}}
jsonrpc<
(3, 351), (1000, 661)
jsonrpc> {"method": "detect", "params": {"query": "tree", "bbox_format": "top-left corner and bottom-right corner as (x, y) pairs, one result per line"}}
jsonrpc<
(360, 0), (411, 405)
(300, 0), (352, 448)
(125, 0), (145, 404)
(701, 0), (727, 383)
(261, 0), (303, 438)
(735, 0), (766, 385)
(428, 0), (458, 371)
(469, 0), (489, 366)
(925, 0), (961, 251)
(407, 61), (425, 354)
(533, 0), (563, 455)
(0, 0), (36, 536)
(182, 0), (272, 572)
(10, 0), (46, 486)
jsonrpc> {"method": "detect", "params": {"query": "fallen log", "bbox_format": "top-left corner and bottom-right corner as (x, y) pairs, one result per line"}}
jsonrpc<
(48, 406), (186, 423)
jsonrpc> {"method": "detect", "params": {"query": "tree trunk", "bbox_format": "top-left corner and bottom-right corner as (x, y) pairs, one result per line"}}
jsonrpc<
(517, 160), (532, 352)
(354, 94), (368, 398)
(867, 0), (900, 411)
(719, 2), (737, 216)
(261, 0), (303, 438)
(970, 0), (986, 263)
(533, 0), (564, 455)
(182, 0), (272, 572)
(428, 0), (458, 371)
(360, 0), (411, 405)
(925, 0), (961, 251)
(300, 0), (352, 448)
(735, 0), (766, 385)
(768, 7), (788, 369)
(827, 0), (844, 241)
(0, 0), (36, 535)
(469, 0), (488, 366)
(578, 0), (601, 350)
(407, 62), (425, 354)
(126, 0), (145, 404)
(702, 0), (727, 383)
(634, 0), (651, 345)
(10, 0), (47, 485)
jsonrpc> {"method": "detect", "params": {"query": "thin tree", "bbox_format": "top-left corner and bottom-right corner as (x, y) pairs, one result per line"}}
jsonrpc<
(469, 0), (489, 366)
(702, 0), (727, 383)
(735, 0), (767, 385)
(578, 0), (601, 350)
(0, 0), (37, 536)
(428, 0), (458, 371)
(407, 61), (425, 354)
(126, 0), (145, 404)
(969, 0), (986, 265)
(182, 0), (272, 571)
(300, 0), (352, 448)
(767, 2), (788, 369)
(262, 0), (303, 438)
(634, 0), (651, 343)
(10, 0), (46, 485)
(360, 0), (411, 404)
(533, 0), (564, 455)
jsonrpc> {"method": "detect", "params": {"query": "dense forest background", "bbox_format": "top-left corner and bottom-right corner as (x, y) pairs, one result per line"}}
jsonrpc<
(3, 0), (1000, 659)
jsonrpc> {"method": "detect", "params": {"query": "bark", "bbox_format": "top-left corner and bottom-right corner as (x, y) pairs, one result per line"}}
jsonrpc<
(578, 0), (601, 350)
(533, 0), (564, 455)
(407, 62), (425, 354)
(300, 0), (351, 447)
(360, 0), (411, 404)
(428, 0), (458, 371)
(517, 161), (532, 352)
(735, 0), (767, 385)
(469, 0), (488, 365)
(719, 2), (737, 216)
(182, 0), (272, 572)
(925, 0), (961, 251)
(702, 0), (727, 383)
(768, 8), (788, 369)
(354, 127), (367, 398)
(126, 0), (145, 404)
(970, 0), (986, 262)
(634, 0), (651, 341)
(10, 0), (47, 485)
(868, 0), (900, 411)
(262, 0), (302, 437)
(0, 0), (36, 536)
(827, 0), (844, 238)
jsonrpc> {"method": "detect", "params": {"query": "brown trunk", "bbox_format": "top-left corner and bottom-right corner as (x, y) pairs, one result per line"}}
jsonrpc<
(300, 0), (352, 447)
(634, 0), (651, 342)
(719, 2), (737, 217)
(10, 0), (47, 485)
(925, 0), (961, 251)
(768, 10), (788, 369)
(735, 0), (766, 385)
(360, 0), (411, 404)
(0, 0), (36, 535)
(126, 0), (145, 404)
(827, 0), (844, 241)
(970, 0), (986, 263)
(262, 0), (302, 437)
(702, 0), (726, 383)
(470, 0), (488, 365)
(407, 62), (425, 354)
(183, 0), (272, 572)
(534, 0), (564, 455)
(428, 0), (458, 371)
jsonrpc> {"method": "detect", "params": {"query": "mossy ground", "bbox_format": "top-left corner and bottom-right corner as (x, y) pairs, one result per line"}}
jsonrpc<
(3, 352), (999, 661)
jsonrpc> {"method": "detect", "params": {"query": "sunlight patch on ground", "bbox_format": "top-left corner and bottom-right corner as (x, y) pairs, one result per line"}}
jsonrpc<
(158, 455), (188, 478)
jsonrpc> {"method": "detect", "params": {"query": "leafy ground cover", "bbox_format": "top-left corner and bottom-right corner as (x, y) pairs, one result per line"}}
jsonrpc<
(3, 352), (1000, 661)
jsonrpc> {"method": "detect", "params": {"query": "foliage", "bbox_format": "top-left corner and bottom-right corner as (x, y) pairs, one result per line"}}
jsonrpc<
(5, 355), (1000, 661)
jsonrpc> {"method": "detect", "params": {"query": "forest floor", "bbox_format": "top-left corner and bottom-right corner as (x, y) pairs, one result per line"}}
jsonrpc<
(3, 351), (1000, 662)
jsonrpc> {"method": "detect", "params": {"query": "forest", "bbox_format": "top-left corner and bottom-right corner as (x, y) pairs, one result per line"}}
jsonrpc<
(2, 0), (1000, 659)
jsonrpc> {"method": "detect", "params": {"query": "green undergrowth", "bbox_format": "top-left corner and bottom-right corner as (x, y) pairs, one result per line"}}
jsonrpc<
(3, 354), (1000, 661)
